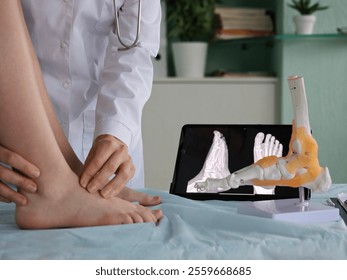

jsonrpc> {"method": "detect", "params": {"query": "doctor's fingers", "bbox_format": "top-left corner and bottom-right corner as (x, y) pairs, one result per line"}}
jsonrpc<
(0, 145), (40, 179)
(82, 150), (135, 194)
(87, 153), (135, 197)
(0, 180), (27, 206)
(100, 160), (135, 198)
(81, 135), (129, 188)
(0, 164), (38, 194)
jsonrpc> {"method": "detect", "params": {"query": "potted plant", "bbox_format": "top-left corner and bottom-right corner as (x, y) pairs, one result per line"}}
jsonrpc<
(287, 0), (329, 34)
(165, 0), (217, 77)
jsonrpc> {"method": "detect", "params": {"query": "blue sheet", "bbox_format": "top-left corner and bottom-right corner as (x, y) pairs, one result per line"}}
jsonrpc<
(1, 184), (347, 260)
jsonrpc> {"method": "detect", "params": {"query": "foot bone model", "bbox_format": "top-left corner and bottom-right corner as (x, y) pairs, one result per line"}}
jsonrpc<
(195, 76), (331, 193)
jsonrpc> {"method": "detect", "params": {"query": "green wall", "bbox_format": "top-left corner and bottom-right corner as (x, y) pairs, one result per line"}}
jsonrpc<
(279, 0), (347, 183)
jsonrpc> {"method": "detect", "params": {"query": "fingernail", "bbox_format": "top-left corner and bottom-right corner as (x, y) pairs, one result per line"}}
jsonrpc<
(31, 169), (40, 178)
(80, 178), (87, 188)
(101, 189), (112, 198)
(17, 198), (27, 206)
(87, 184), (98, 193)
(28, 183), (37, 192)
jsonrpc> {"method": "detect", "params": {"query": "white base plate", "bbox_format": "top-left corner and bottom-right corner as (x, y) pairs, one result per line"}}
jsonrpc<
(237, 198), (340, 224)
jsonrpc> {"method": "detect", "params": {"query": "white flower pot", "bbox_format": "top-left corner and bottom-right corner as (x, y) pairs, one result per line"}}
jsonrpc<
(172, 42), (208, 78)
(293, 15), (316, 35)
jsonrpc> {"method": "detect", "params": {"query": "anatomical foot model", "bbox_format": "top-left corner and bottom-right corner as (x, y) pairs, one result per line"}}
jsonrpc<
(195, 76), (332, 193)
(253, 132), (283, 194)
(187, 131), (230, 192)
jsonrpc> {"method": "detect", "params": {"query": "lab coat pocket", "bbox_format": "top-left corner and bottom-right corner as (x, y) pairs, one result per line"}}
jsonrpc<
(95, 0), (115, 33)
(83, 110), (96, 161)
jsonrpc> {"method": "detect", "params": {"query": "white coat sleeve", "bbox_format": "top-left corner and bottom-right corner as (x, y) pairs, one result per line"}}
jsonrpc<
(94, 0), (161, 151)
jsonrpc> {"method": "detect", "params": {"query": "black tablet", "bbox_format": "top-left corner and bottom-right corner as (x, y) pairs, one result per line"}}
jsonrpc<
(169, 124), (311, 201)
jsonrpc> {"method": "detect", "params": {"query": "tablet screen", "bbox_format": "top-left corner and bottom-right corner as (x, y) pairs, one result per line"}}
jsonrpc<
(170, 124), (310, 201)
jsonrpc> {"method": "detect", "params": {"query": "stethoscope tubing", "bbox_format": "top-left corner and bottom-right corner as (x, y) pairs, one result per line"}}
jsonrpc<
(113, 0), (142, 51)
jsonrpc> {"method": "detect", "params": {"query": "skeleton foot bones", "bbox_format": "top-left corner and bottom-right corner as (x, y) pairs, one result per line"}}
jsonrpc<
(195, 76), (332, 193)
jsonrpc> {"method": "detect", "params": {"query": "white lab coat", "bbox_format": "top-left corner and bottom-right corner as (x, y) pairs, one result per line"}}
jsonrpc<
(21, 0), (161, 188)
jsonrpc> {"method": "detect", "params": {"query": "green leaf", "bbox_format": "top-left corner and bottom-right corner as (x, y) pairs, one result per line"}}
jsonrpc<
(287, 0), (329, 15)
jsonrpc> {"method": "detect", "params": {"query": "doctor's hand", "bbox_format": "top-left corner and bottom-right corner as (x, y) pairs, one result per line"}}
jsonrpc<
(0, 145), (40, 206)
(80, 134), (135, 198)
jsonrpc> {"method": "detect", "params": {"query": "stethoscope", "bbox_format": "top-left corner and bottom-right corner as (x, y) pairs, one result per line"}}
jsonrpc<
(113, 0), (142, 51)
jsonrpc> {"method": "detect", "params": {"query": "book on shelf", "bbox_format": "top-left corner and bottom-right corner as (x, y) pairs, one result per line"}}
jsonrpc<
(215, 29), (275, 40)
(221, 17), (273, 31)
(215, 7), (271, 18)
(211, 70), (275, 78)
(214, 6), (269, 16)
(214, 6), (275, 40)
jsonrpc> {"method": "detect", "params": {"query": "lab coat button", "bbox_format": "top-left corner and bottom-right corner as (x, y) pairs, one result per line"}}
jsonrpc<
(60, 42), (67, 49)
(62, 81), (70, 89)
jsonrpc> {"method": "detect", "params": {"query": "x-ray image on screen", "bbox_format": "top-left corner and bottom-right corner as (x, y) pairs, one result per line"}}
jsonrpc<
(170, 124), (310, 201)
(186, 130), (283, 194)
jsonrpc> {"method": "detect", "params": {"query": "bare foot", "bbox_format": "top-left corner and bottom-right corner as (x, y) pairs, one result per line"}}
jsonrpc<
(117, 187), (161, 206)
(15, 172), (162, 229)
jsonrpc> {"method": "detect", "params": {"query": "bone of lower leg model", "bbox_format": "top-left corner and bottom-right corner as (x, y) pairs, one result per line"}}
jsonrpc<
(187, 131), (230, 192)
(288, 75), (311, 135)
(250, 76), (331, 191)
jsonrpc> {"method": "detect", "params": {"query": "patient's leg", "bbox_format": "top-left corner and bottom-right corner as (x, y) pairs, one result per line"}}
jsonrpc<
(13, 1), (159, 207)
(0, 0), (162, 229)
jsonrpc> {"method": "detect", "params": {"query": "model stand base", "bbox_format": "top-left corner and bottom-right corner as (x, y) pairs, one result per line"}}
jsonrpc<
(237, 198), (340, 224)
